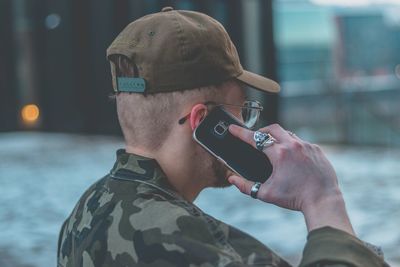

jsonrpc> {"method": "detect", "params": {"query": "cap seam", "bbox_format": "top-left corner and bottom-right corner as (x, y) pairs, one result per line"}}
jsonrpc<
(170, 12), (187, 66)
(154, 73), (237, 91)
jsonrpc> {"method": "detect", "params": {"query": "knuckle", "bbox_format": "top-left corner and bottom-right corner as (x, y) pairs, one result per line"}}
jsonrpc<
(312, 144), (321, 151)
(303, 141), (313, 149)
(276, 146), (289, 160)
(264, 187), (278, 202)
(290, 140), (303, 150)
(258, 126), (269, 133)
(269, 123), (280, 131)
(238, 181), (248, 194)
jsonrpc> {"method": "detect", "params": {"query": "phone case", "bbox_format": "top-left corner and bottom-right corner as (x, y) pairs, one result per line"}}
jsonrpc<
(193, 106), (272, 183)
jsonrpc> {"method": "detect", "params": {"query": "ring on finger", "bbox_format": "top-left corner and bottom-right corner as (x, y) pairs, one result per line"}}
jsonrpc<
(253, 131), (276, 151)
(250, 182), (262, 199)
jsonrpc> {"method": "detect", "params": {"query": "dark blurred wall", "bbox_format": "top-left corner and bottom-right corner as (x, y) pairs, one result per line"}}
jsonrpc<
(0, 0), (277, 134)
(0, 0), (18, 131)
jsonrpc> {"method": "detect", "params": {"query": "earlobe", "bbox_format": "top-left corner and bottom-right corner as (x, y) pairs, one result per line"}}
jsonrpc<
(189, 104), (207, 131)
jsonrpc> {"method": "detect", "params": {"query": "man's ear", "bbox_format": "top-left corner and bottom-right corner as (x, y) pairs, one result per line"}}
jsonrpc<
(189, 103), (207, 131)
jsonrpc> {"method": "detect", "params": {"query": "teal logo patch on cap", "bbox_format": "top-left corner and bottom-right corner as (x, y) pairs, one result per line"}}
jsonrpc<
(117, 77), (146, 93)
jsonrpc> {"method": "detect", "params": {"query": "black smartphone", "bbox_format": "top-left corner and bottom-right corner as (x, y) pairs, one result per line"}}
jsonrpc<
(193, 106), (272, 183)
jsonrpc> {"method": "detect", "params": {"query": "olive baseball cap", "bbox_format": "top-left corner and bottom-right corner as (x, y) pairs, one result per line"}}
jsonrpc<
(107, 7), (280, 94)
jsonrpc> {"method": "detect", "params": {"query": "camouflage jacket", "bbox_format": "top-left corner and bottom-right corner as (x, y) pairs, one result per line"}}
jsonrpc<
(58, 149), (389, 267)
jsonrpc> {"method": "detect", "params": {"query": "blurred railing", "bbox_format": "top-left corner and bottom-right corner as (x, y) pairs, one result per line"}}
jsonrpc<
(281, 76), (400, 146)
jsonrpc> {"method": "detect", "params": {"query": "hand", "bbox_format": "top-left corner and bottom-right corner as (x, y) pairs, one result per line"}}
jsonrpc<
(228, 124), (355, 234)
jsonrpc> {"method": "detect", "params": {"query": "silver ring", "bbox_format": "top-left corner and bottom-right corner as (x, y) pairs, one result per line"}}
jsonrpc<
(250, 182), (262, 199)
(253, 131), (276, 151)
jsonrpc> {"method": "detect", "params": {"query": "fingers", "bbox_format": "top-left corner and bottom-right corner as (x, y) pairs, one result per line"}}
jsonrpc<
(228, 175), (271, 202)
(228, 124), (255, 147)
(229, 124), (280, 161)
(229, 124), (294, 147)
(229, 123), (307, 166)
(258, 124), (293, 144)
(228, 175), (258, 196)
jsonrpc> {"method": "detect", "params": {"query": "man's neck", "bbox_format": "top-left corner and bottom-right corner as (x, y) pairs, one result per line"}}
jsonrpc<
(124, 145), (204, 202)
(155, 153), (204, 202)
(125, 145), (154, 159)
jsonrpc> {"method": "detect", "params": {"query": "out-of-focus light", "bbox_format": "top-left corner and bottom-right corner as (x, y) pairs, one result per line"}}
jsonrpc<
(45, 14), (61, 30)
(21, 104), (40, 124)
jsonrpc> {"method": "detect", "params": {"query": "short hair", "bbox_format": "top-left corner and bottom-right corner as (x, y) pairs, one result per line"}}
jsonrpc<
(109, 55), (230, 151)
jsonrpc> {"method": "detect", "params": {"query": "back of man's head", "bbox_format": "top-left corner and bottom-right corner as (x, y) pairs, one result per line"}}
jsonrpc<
(110, 54), (229, 151)
(106, 7), (279, 151)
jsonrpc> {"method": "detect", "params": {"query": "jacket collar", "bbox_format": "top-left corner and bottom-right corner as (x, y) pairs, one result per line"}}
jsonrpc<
(109, 149), (179, 198)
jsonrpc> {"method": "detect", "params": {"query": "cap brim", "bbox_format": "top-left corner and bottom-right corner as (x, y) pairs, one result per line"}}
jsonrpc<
(236, 70), (280, 93)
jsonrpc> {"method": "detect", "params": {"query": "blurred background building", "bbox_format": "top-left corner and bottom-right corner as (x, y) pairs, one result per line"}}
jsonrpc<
(277, 0), (400, 146)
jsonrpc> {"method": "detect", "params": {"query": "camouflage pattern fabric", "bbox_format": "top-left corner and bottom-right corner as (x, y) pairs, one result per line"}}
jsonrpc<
(58, 149), (390, 267)
(58, 149), (290, 267)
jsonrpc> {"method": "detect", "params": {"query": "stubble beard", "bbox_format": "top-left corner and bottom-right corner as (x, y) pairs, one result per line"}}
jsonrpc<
(210, 157), (232, 188)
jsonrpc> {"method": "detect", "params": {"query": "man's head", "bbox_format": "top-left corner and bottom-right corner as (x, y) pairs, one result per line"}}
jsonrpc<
(106, 7), (279, 199)
(111, 54), (244, 189)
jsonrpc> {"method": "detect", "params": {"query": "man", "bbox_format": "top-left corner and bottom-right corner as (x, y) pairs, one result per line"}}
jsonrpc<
(58, 7), (389, 267)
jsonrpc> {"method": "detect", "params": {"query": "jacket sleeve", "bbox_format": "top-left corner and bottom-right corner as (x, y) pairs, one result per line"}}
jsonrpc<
(299, 226), (390, 267)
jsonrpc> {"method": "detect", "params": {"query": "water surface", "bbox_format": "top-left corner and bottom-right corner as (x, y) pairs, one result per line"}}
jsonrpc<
(0, 132), (398, 266)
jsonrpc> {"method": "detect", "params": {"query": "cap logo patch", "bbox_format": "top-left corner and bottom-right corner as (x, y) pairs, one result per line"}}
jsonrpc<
(117, 77), (146, 93)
